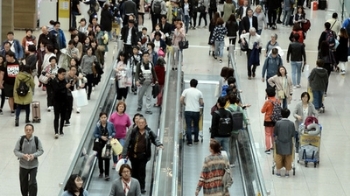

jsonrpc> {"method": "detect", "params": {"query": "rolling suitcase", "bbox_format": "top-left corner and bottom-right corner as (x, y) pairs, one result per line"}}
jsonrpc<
(32, 101), (41, 123)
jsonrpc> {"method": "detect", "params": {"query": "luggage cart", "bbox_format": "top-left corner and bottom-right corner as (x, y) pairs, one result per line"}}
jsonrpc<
(272, 138), (296, 176)
(182, 106), (204, 143)
(297, 123), (322, 168)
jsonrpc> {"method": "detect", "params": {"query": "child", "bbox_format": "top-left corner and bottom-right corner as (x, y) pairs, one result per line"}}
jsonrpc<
(154, 57), (166, 107)
(261, 87), (280, 154)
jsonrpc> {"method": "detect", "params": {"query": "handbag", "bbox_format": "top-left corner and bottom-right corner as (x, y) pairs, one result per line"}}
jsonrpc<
(240, 38), (249, 51)
(72, 89), (89, 107)
(178, 38), (189, 50)
(93, 138), (102, 152)
(157, 48), (165, 57)
(101, 143), (112, 159)
(110, 138), (123, 155)
(277, 90), (285, 99)
(38, 73), (49, 84)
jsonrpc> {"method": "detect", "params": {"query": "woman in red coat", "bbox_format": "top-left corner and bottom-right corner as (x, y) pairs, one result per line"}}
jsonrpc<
(154, 57), (165, 107)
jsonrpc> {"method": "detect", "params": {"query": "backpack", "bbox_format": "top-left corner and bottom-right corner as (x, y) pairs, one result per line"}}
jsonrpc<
(17, 77), (30, 97)
(214, 110), (232, 136)
(209, 0), (217, 9)
(220, 84), (229, 97)
(301, 19), (311, 32)
(269, 100), (282, 122)
(19, 135), (39, 151)
(153, 1), (162, 14)
(325, 30), (336, 48)
(227, 106), (244, 130)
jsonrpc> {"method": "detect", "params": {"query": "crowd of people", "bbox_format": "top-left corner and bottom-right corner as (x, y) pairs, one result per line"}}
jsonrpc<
(7, 0), (350, 196)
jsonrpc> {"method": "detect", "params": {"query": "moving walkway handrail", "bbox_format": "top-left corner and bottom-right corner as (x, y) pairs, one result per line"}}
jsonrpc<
(228, 52), (270, 196)
(151, 52), (172, 196)
(58, 41), (122, 195)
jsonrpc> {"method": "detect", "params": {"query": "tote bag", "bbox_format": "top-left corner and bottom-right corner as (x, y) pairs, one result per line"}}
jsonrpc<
(72, 89), (89, 107)
(110, 138), (123, 155)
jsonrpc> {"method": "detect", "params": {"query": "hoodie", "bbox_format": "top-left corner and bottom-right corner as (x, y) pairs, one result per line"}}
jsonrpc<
(308, 67), (328, 91)
(262, 54), (283, 78)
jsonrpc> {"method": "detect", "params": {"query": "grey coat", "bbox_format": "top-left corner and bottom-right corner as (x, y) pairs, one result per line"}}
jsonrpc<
(293, 102), (318, 127)
(109, 177), (141, 196)
(274, 119), (295, 155)
(14, 135), (44, 169)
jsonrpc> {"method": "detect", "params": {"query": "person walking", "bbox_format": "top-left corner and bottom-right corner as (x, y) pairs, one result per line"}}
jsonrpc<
(122, 117), (163, 194)
(135, 52), (159, 114)
(274, 108), (295, 177)
(109, 164), (141, 196)
(195, 139), (230, 196)
(225, 14), (239, 48)
(109, 101), (131, 168)
(51, 68), (70, 138)
(14, 124), (44, 196)
(62, 174), (89, 196)
(171, 21), (186, 70)
(114, 52), (130, 101)
(240, 27), (261, 79)
(93, 112), (116, 181)
(336, 28), (349, 74)
(14, 65), (35, 126)
(261, 87), (280, 154)
(81, 47), (98, 100)
(287, 33), (306, 88)
(268, 66), (293, 109)
(154, 58), (165, 107)
(211, 17), (227, 63)
(326, 13), (341, 35)
(308, 59), (328, 112)
(265, 33), (279, 57)
(262, 48), (283, 87)
(44, 56), (59, 112)
(222, 0), (236, 23)
(254, 5), (266, 35)
(281, 0), (295, 26)
(180, 79), (204, 146)
(318, 41), (334, 96)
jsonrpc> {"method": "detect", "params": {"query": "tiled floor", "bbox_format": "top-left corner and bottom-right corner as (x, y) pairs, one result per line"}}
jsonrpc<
(0, 30), (118, 195)
(181, 1), (350, 196)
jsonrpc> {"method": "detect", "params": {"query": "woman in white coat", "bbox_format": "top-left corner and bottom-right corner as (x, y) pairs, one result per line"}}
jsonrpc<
(268, 66), (293, 109)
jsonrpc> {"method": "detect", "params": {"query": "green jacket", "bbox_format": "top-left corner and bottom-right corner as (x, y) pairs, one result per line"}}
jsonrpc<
(13, 71), (35, 105)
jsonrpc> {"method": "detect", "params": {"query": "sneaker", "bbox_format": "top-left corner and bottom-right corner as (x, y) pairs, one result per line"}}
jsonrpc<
(219, 59), (223, 63)
(203, 25), (207, 28)
(248, 76), (252, 80)
(296, 85), (301, 88)
(11, 111), (15, 116)
(47, 107), (51, 112)
(65, 121), (70, 126)
(145, 110), (153, 114)
(99, 173), (103, 178)
(76, 108), (80, 114)
(141, 189), (146, 194)
(112, 163), (116, 169)
(285, 174), (290, 177)
(55, 134), (59, 139)
(137, 107), (142, 111)
(187, 143), (193, 146)
(265, 149), (271, 154)
(341, 70), (346, 75)
(276, 173), (281, 177)
(194, 141), (199, 145)
(60, 131), (64, 136)
(230, 164), (235, 167)
(324, 92), (327, 97)
(293, 86), (297, 89)
(105, 175), (110, 181)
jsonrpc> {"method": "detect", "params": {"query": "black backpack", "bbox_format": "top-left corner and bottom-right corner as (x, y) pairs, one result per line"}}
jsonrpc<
(19, 135), (39, 151)
(227, 106), (244, 130)
(214, 110), (232, 136)
(153, 1), (162, 14)
(17, 77), (30, 96)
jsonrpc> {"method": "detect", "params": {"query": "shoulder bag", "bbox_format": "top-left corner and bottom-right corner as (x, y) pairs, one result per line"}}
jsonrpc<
(178, 37), (189, 50)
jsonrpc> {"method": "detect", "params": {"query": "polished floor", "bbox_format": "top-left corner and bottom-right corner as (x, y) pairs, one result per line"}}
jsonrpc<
(1, 1), (349, 195)
(181, 2), (350, 196)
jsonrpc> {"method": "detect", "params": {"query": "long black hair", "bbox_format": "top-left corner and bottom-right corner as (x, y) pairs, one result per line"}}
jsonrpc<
(63, 174), (84, 195)
(118, 51), (128, 64)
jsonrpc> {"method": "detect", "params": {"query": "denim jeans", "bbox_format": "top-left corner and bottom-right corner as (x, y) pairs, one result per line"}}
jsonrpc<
(214, 40), (225, 58)
(282, 9), (292, 26)
(281, 98), (288, 109)
(312, 90), (324, 109)
(15, 104), (30, 120)
(185, 111), (200, 144)
(214, 137), (230, 161)
(184, 15), (190, 33)
(291, 61), (302, 86)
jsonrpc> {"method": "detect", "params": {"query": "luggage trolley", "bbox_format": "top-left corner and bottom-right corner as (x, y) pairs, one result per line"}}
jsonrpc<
(182, 106), (204, 143)
(297, 123), (322, 168)
(272, 138), (296, 176)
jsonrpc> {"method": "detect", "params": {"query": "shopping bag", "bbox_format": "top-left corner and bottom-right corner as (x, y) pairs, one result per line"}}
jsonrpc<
(115, 158), (132, 172)
(72, 89), (88, 107)
(101, 143), (112, 159)
(111, 138), (123, 155)
(179, 39), (189, 50)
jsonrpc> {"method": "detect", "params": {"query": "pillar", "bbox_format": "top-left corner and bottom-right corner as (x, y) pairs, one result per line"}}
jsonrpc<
(0, 0), (14, 43)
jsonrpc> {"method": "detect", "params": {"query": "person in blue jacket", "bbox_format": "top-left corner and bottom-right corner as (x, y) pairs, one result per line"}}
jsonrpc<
(2, 31), (24, 60)
(261, 48), (283, 88)
(93, 112), (116, 181)
(62, 174), (88, 196)
(50, 21), (67, 50)
(342, 18), (350, 55)
(146, 42), (158, 65)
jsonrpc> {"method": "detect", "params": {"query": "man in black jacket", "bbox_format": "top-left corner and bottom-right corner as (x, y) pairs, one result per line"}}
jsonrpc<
(37, 26), (58, 52)
(51, 68), (70, 138)
(122, 117), (163, 194)
(210, 97), (233, 163)
(159, 15), (173, 36)
(121, 19), (140, 58)
(239, 9), (258, 37)
(122, 0), (138, 26)
(266, 0), (280, 29)
(286, 33), (306, 88)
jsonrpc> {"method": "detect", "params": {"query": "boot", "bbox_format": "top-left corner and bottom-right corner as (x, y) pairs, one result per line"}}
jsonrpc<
(25, 117), (31, 123)
(15, 119), (19, 127)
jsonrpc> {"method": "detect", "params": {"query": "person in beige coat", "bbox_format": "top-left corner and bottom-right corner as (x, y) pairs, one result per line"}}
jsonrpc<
(14, 65), (35, 126)
(267, 66), (293, 109)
